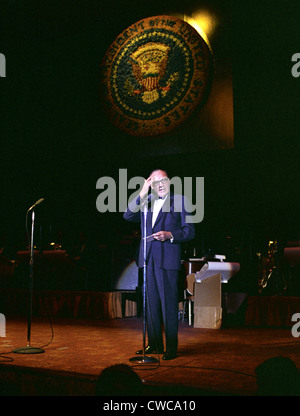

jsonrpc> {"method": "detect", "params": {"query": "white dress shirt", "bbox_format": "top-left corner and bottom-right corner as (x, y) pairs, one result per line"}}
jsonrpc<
(152, 196), (167, 227)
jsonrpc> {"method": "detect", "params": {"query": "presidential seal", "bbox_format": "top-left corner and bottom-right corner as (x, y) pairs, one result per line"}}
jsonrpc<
(101, 15), (213, 137)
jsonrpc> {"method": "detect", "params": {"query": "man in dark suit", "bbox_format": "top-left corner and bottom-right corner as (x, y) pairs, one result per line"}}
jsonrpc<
(123, 169), (195, 360)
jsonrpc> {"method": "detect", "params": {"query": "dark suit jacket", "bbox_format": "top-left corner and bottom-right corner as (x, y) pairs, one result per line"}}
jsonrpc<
(123, 193), (195, 270)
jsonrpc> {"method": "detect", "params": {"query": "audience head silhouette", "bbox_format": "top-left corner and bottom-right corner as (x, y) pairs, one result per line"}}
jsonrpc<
(256, 356), (300, 396)
(95, 364), (143, 396)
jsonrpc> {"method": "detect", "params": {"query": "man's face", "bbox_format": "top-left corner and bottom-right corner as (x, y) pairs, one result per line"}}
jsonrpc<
(151, 170), (170, 198)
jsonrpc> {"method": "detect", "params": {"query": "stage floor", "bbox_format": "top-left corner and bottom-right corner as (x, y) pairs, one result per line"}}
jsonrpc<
(1, 316), (299, 396)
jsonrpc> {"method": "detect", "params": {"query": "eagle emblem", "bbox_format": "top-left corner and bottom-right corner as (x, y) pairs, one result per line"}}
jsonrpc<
(101, 15), (213, 137)
(128, 42), (178, 104)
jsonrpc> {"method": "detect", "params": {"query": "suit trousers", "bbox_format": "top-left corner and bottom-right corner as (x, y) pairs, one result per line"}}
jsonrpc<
(145, 252), (179, 354)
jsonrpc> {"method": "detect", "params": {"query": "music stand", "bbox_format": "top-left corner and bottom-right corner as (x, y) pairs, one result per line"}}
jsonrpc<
(129, 201), (158, 364)
(13, 207), (44, 354)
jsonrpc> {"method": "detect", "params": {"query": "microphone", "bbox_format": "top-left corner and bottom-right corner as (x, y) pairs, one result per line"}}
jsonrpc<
(28, 198), (45, 212)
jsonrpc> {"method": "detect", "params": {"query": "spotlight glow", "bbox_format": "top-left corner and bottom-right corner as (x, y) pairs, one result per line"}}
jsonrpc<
(184, 11), (218, 51)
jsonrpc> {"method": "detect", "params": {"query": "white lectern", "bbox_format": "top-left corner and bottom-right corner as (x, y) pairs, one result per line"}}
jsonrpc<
(193, 260), (240, 329)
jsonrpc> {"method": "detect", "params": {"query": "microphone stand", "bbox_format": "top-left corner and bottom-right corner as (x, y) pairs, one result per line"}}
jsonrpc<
(13, 208), (44, 354)
(130, 200), (158, 364)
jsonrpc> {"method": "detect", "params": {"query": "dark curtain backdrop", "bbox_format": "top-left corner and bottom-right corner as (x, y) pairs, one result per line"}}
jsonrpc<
(1, 0), (300, 283)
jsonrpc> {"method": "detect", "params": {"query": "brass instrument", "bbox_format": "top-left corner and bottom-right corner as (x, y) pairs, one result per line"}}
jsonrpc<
(257, 240), (287, 294)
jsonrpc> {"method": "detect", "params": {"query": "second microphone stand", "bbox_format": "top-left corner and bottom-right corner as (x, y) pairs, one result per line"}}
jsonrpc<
(13, 208), (44, 354)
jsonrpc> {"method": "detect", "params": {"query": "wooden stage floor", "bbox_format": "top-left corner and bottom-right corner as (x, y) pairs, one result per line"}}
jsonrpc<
(1, 315), (299, 396)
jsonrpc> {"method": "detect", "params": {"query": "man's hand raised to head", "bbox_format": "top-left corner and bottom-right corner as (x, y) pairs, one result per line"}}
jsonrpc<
(139, 177), (152, 200)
